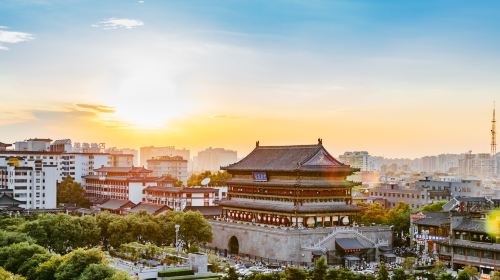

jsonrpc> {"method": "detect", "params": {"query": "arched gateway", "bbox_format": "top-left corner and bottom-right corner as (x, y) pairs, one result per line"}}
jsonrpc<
(228, 236), (239, 255)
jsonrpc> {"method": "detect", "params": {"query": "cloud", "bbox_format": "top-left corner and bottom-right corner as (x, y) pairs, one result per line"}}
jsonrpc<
(92, 18), (144, 30)
(0, 26), (34, 50)
(76, 103), (115, 113)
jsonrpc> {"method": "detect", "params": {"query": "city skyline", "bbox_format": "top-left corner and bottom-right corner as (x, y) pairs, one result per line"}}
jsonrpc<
(2, 0), (500, 158)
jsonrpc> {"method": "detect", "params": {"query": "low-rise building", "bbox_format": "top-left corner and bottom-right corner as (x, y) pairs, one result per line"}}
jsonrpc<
(142, 186), (217, 211)
(84, 166), (161, 204)
(437, 217), (500, 274)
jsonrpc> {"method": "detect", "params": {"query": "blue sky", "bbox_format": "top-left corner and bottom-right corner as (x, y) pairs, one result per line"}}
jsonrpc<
(1, 0), (500, 157)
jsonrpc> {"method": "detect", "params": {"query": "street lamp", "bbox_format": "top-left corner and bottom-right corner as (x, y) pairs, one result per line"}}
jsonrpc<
(175, 224), (180, 253)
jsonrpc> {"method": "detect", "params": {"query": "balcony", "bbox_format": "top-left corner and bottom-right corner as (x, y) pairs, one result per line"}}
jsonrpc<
(452, 254), (498, 267)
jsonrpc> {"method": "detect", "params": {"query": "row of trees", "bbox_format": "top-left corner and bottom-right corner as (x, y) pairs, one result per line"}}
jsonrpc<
(1, 210), (212, 254)
(0, 241), (130, 280)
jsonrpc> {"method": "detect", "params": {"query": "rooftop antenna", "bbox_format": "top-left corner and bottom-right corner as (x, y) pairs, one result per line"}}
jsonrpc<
(491, 101), (496, 155)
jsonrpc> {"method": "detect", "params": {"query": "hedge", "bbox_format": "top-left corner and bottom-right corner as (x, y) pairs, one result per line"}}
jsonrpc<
(158, 269), (194, 277)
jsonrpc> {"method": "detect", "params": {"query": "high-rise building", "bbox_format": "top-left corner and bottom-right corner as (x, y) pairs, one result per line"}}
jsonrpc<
(338, 151), (381, 172)
(139, 146), (190, 167)
(193, 147), (237, 173)
(459, 152), (496, 178)
(106, 147), (138, 166)
(147, 156), (188, 183)
(0, 156), (57, 209)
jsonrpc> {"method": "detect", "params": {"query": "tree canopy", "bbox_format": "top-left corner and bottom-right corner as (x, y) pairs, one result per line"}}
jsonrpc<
(187, 171), (230, 187)
(417, 201), (447, 213)
(56, 176), (90, 207)
(358, 202), (411, 233)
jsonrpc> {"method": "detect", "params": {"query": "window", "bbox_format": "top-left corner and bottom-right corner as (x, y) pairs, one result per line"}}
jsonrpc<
(454, 247), (464, 255)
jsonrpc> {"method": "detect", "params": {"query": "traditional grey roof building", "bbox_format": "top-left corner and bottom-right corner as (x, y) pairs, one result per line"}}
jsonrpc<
(220, 140), (362, 228)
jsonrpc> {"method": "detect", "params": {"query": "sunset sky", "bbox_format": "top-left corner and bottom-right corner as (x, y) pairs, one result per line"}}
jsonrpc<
(1, 0), (499, 158)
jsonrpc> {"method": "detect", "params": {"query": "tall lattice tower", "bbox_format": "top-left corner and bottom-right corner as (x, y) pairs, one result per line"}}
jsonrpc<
(492, 102), (496, 155)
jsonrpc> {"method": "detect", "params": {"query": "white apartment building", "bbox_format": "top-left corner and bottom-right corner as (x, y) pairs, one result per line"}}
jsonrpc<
(140, 146), (190, 167)
(0, 151), (111, 185)
(0, 157), (57, 209)
(193, 147), (237, 173)
(14, 138), (52, 151)
(60, 153), (111, 184)
(146, 156), (188, 184)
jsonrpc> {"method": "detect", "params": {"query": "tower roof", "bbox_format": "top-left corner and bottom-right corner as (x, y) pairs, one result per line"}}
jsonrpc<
(222, 140), (352, 172)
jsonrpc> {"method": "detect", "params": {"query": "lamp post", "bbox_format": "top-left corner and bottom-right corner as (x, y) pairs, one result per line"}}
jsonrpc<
(175, 224), (180, 252)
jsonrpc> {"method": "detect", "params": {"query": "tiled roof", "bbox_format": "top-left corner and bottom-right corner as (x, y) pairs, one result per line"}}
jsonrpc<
(99, 199), (135, 210)
(129, 203), (170, 214)
(27, 138), (52, 142)
(220, 200), (362, 213)
(449, 239), (500, 252)
(222, 142), (350, 172)
(0, 193), (23, 206)
(144, 186), (217, 193)
(454, 218), (486, 233)
(94, 166), (152, 173)
(336, 238), (369, 250)
(413, 212), (450, 226)
(224, 178), (355, 188)
(0, 142), (11, 147)
(184, 206), (222, 216)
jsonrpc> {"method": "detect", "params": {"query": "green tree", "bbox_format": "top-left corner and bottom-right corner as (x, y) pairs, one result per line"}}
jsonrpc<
(0, 267), (26, 280)
(456, 271), (470, 280)
(0, 230), (33, 246)
(431, 260), (447, 275)
(223, 267), (240, 280)
(491, 272), (500, 280)
(359, 203), (388, 225)
(187, 171), (231, 187)
(17, 253), (52, 279)
(386, 203), (411, 234)
(96, 211), (119, 249)
(326, 268), (352, 280)
(32, 255), (64, 280)
(437, 273), (454, 280)
(392, 268), (408, 280)
(0, 217), (28, 232)
(23, 214), (100, 254)
(108, 270), (133, 280)
(245, 272), (284, 280)
(54, 248), (106, 280)
(457, 266), (478, 280)
(418, 201), (447, 212)
(79, 264), (115, 280)
(57, 176), (90, 207)
(312, 256), (328, 280)
(402, 257), (416, 272)
(376, 262), (388, 280)
(157, 210), (213, 247)
(162, 174), (184, 187)
(285, 267), (307, 280)
(0, 242), (47, 275)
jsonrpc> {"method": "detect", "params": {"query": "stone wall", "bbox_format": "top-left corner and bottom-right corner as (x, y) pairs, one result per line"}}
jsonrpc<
(208, 221), (392, 264)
